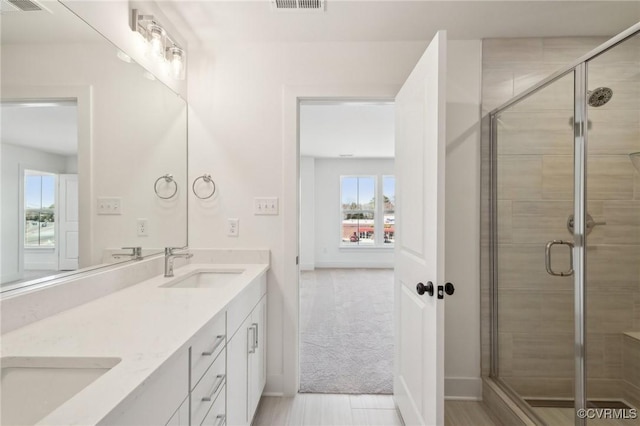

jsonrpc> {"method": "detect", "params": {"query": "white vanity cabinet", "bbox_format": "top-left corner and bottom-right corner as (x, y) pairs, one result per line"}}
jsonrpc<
(227, 274), (267, 426)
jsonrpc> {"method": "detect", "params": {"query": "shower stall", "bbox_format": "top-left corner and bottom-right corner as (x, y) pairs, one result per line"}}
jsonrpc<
(487, 24), (640, 425)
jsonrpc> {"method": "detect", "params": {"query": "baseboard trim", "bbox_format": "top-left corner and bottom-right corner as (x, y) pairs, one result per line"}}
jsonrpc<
(445, 377), (483, 400)
(265, 374), (284, 395)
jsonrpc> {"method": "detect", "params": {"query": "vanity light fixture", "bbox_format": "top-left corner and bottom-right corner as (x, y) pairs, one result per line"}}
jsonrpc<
(130, 9), (186, 80)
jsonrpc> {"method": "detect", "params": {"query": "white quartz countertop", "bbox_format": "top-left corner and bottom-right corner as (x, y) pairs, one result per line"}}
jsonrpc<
(0, 262), (269, 426)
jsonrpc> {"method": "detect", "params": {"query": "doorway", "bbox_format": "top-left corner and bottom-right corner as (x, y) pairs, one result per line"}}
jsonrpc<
(1, 100), (79, 286)
(298, 100), (395, 394)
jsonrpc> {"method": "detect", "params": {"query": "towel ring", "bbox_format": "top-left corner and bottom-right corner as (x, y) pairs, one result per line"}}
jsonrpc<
(192, 174), (216, 199)
(154, 174), (178, 199)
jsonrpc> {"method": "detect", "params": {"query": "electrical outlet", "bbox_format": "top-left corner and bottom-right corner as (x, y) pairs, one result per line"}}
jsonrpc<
(97, 197), (122, 215)
(254, 197), (279, 215)
(228, 218), (239, 237)
(137, 218), (148, 236)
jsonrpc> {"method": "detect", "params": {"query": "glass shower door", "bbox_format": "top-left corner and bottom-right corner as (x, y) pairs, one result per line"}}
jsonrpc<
(494, 71), (577, 421)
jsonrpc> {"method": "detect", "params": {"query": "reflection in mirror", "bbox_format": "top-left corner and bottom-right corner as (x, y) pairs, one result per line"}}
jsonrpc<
(1, 1), (188, 292)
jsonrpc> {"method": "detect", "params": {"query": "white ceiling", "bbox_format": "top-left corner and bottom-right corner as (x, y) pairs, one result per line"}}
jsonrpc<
(300, 102), (394, 158)
(158, 1), (640, 45)
(1, 104), (78, 156)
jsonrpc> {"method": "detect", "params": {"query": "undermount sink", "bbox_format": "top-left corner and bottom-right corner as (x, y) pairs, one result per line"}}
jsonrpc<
(1, 356), (120, 426)
(161, 269), (245, 289)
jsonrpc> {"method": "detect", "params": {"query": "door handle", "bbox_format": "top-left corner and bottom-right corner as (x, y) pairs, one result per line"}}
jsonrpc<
(416, 282), (434, 296)
(545, 240), (574, 276)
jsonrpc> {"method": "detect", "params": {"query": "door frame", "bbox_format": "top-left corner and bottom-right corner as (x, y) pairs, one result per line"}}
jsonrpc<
(2, 86), (92, 273)
(282, 84), (400, 395)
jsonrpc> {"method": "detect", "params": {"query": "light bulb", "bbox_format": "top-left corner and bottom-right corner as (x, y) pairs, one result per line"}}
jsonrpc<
(147, 24), (165, 61)
(168, 46), (185, 80)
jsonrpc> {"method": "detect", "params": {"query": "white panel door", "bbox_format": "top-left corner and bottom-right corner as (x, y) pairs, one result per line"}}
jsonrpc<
(394, 31), (447, 426)
(58, 174), (79, 271)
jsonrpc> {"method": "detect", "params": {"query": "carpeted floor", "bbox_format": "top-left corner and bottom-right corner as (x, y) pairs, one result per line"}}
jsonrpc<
(299, 268), (394, 394)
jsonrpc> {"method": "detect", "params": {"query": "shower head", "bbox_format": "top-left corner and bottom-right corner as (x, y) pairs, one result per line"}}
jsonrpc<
(587, 87), (613, 107)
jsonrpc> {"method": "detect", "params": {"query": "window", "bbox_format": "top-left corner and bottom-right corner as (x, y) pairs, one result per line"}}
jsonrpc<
(340, 175), (395, 246)
(25, 171), (56, 247)
(383, 176), (395, 244)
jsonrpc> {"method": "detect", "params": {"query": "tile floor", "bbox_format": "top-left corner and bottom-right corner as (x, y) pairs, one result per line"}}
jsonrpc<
(253, 394), (499, 426)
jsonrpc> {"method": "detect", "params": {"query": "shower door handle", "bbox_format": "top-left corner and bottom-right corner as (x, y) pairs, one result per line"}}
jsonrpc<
(545, 240), (574, 277)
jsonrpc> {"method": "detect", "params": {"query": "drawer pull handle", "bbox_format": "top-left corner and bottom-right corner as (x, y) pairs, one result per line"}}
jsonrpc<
(248, 326), (256, 354)
(252, 322), (259, 350)
(202, 335), (225, 356)
(202, 374), (225, 402)
(215, 414), (226, 426)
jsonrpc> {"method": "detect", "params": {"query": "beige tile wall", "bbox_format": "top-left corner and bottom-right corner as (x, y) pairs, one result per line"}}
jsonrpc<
(480, 35), (640, 402)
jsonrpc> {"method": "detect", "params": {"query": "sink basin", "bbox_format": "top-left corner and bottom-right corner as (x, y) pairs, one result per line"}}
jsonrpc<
(161, 269), (245, 289)
(1, 356), (120, 426)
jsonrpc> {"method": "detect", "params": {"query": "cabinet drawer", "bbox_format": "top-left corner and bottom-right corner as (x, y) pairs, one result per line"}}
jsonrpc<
(192, 313), (226, 388)
(227, 274), (266, 339)
(192, 350), (226, 426)
(201, 385), (226, 426)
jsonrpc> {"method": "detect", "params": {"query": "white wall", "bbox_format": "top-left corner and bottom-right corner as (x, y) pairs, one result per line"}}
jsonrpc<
(444, 40), (483, 399)
(188, 39), (482, 398)
(309, 157), (394, 268)
(299, 156), (315, 270)
(1, 144), (72, 282)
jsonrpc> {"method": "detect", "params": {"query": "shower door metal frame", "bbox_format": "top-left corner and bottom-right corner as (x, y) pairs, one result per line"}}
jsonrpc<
(487, 22), (640, 426)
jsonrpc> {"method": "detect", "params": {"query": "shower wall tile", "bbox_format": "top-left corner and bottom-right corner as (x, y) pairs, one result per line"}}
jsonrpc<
(497, 244), (572, 290)
(540, 292), (574, 333)
(541, 155), (573, 199)
(482, 68), (514, 113)
(602, 201), (640, 245)
(587, 155), (636, 200)
(604, 334), (624, 380)
(623, 336), (640, 393)
(512, 66), (551, 95)
(497, 290), (542, 333)
(511, 333), (574, 378)
(483, 38), (544, 65)
(497, 155), (542, 200)
(497, 111), (574, 156)
(497, 200), (512, 243)
(586, 245), (640, 288)
(586, 291), (635, 334)
(510, 200), (573, 243)
(588, 109), (640, 155)
(541, 37), (609, 64)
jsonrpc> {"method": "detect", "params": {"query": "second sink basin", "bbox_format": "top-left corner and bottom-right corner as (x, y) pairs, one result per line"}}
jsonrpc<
(161, 269), (245, 289)
(1, 356), (120, 426)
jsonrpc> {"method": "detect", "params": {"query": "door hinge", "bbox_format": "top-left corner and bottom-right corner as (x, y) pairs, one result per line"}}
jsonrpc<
(296, 256), (299, 265)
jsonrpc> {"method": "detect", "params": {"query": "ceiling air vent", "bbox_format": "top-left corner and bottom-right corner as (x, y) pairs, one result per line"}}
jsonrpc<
(272, 0), (325, 12)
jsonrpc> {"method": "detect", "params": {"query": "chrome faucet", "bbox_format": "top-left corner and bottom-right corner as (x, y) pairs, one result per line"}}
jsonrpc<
(112, 246), (143, 260)
(164, 247), (193, 277)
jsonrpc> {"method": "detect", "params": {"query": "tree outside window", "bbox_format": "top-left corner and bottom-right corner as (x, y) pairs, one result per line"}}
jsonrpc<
(25, 171), (56, 247)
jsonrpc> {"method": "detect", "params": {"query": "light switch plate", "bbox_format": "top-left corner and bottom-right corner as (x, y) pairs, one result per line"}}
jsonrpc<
(97, 197), (122, 215)
(254, 197), (279, 215)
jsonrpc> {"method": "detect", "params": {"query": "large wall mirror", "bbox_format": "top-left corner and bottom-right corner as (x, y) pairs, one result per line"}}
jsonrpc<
(1, 1), (188, 292)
